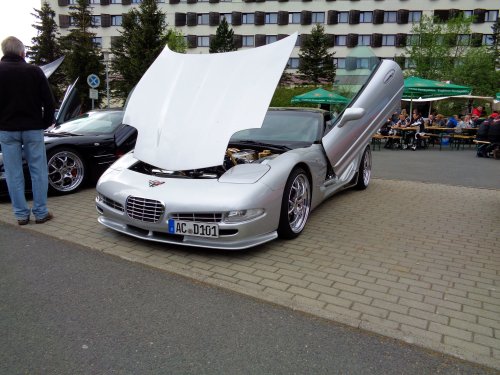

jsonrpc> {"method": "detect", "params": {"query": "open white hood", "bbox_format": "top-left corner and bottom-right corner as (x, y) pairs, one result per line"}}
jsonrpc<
(124, 34), (297, 171)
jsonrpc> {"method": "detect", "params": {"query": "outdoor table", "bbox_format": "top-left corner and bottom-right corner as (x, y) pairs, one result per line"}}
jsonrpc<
(424, 127), (454, 150)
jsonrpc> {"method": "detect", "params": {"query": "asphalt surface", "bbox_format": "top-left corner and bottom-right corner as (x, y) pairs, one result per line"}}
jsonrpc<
(1, 223), (497, 375)
(372, 147), (500, 189)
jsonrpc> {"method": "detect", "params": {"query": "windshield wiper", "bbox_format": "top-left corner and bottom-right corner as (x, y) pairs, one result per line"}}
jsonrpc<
(231, 140), (291, 151)
(45, 131), (81, 137)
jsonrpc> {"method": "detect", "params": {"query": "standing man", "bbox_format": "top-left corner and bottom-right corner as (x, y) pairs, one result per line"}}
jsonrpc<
(0, 36), (55, 225)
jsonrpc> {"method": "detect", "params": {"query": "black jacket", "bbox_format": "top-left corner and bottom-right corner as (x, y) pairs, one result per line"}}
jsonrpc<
(0, 54), (55, 131)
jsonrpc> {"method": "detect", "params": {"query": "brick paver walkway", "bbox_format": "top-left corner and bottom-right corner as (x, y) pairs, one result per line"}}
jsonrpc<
(1, 179), (499, 370)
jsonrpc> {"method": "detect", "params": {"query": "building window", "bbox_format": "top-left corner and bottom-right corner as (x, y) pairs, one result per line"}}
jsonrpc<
(198, 14), (209, 25)
(89, 0), (100, 4)
(266, 35), (277, 44)
(265, 13), (278, 24)
(485, 10), (498, 22)
(110, 0), (121, 4)
(358, 35), (371, 46)
(220, 0), (232, 2)
(334, 58), (346, 69)
(93, 37), (102, 48)
(221, 14), (232, 24)
(242, 35), (254, 47)
(463, 10), (473, 19)
(91, 15), (101, 26)
(69, 16), (76, 26)
(338, 12), (348, 23)
(457, 34), (470, 46)
(197, 36), (209, 47)
(335, 35), (347, 46)
(111, 15), (122, 26)
(69, 0), (77, 4)
(288, 58), (299, 69)
(382, 35), (395, 46)
(242, 13), (254, 24)
(384, 11), (397, 23)
(359, 11), (372, 23)
(289, 13), (301, 24)
(357, 58), (370, 69)
(312, 12), (325, 24)
(408, 11), (422, 23)
(132, 0), (141, 3)
(483, 34), (494, 45)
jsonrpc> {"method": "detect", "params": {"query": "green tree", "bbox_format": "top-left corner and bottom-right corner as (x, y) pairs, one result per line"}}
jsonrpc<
(26, 1), (64, 100)
(209, 17), (237, 53)
(403, 15), (450, 80)
(490, 18), (500, 69)
(297, 24), (335, 85)
(110, 0), (168, 99)
(59, 0), (103, 112)
(166, 28), (187, 53)
(450, 47), (499, 97)
(27, 1), (61, 65)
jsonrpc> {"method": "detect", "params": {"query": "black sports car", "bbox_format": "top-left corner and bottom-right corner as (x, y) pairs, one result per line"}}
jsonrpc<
(0, 109), (137, 195)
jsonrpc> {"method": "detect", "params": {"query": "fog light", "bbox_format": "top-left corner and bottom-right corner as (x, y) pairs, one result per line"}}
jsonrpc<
(223, 209), (265, 223)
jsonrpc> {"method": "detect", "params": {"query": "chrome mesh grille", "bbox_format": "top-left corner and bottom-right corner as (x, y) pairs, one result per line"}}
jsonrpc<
(170, 213), (223, 223)
(100, 195), (124, 212)
(126, 196), (164, 223)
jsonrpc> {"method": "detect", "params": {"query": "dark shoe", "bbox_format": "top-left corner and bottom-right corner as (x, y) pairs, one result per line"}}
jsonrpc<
(35, 212), (53, 224)
(17, 217), (30, 226)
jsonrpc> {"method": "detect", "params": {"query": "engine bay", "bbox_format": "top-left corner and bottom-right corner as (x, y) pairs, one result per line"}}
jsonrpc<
(130, 146), (279, 179)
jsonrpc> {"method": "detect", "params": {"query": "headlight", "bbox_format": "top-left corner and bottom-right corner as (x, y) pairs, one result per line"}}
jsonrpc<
(222, 209), (265, 223)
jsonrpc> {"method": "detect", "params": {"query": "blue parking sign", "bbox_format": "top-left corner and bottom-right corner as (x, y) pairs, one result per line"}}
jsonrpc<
(87, 74), (100, 88)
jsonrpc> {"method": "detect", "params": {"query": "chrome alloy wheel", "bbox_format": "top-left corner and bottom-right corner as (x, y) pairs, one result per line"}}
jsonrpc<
(287, 173), (311, 234)
(362, 148), (372, 186)
(47, 150), (85, 193)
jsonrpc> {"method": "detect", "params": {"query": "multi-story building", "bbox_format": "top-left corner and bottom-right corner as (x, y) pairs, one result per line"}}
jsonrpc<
(48, 0), (498, 73)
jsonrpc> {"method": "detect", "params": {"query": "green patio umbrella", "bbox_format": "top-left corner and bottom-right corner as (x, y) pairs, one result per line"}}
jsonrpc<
(402, 76), (471, 114)
(291, 88), (350, 105)
(403, 76), (471, 99)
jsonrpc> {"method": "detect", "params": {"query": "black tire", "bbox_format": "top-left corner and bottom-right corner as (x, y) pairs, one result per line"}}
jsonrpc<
(47, 148), (86, 195)
(277, 167), (311, 240)
(355, 146), (372, 190)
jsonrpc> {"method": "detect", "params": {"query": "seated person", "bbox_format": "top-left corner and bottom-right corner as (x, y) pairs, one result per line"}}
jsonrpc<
(476, 117), (491, 157)
(409, 111), (426, 150)
(435, 114), (446, 127)
(487, 114), (500, 144)
(446, 115), (458, 129)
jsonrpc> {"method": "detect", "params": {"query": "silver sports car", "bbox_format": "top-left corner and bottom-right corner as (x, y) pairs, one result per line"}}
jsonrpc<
(95, 34), (403, 250)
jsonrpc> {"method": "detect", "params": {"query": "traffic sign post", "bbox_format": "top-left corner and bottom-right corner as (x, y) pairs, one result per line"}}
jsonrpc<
(87, 74), (100, 109)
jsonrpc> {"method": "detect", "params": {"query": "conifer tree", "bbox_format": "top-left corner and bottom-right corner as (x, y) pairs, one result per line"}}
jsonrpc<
(110, 0), (169, 99)
(209, 17), (237, 53)
(27, 1), (64, 100)
(297, 24), (335, 85)
(59, 0), (103, 111)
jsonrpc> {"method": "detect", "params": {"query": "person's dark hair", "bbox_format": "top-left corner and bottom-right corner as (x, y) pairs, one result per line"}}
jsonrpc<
(1, 36), (25, 57)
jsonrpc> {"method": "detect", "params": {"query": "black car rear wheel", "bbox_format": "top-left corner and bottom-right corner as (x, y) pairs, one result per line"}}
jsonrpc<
(47, 148), (86, 195)
(278, 167), (311, 239)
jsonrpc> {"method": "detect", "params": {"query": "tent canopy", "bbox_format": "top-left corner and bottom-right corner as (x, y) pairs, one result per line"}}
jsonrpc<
(402, 76), (471, 99)
(291, 88), (350, 105)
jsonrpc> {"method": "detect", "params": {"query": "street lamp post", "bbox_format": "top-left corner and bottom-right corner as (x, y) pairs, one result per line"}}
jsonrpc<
(102, 50), (110, 108)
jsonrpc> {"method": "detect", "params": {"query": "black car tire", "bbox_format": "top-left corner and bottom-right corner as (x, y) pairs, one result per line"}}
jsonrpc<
(277, 167), (311, 240)
(47, 148), (86, 195)
(355, 146), (372, 190)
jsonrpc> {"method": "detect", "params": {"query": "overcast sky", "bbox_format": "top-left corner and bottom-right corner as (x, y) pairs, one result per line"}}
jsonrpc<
(0, 0), (41, 57)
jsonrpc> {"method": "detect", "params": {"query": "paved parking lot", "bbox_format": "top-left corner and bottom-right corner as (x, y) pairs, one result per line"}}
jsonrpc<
(1, 148), (499, 370)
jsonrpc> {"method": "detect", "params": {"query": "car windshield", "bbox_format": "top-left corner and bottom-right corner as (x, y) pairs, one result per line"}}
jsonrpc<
(231, 110), (322, 146)
(50, 111), (124, 135)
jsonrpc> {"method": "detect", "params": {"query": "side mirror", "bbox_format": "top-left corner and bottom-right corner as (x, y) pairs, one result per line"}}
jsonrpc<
(337, 108), (365, 128)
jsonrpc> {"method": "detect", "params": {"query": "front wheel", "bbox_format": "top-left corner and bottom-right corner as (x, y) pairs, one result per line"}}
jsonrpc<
(355, 146), (372, 190)
(278, 168), (311, 240)
(47, 148), (86, 195)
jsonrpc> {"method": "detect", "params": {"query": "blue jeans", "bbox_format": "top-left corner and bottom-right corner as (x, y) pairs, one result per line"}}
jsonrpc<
(0, 130), (49, 220)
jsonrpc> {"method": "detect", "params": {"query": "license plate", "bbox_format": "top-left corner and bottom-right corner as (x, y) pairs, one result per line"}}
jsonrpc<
(168, 219), (219, 238)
